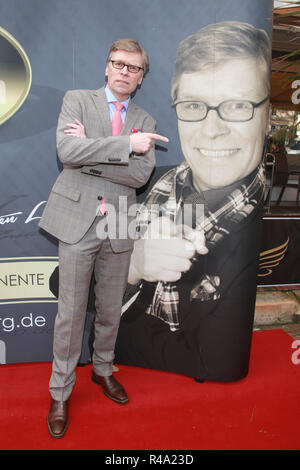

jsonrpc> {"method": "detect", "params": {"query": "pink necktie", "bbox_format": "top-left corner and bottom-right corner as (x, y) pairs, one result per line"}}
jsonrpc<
(99, 195), (106, 215)
(98, 102), (124, 215)
(111, 102), (124, 136)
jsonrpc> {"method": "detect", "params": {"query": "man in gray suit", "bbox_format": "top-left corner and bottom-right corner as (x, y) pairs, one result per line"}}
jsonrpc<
(39, 38), (168, 438)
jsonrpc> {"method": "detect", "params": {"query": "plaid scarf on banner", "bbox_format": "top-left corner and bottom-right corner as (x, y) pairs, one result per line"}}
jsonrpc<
(135, 162), (265, 331)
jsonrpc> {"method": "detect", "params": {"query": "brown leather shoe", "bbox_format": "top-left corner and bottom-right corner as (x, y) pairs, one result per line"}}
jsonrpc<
(92, 371), (129, 405)
(47, 399), (69, 438)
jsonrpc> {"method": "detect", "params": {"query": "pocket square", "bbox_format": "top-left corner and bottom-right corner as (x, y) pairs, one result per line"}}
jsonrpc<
(131, 128), (143, 133)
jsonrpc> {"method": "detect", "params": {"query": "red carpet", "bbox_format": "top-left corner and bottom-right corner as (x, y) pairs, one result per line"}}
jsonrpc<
(0, 330), (299, 450)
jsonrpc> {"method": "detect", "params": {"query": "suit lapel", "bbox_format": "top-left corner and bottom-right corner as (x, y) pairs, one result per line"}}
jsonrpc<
(91, 87), (111, 137)
(92, 87), (141, 137)
(122, 100), (140, 135)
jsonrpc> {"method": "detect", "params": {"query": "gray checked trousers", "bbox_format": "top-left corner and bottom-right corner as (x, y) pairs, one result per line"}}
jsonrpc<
(49, 216), (132, 401)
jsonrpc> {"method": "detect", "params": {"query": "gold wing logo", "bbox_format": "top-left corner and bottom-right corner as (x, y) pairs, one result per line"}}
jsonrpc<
(258, 237), (289, 277)
(0, 27), (32, 125)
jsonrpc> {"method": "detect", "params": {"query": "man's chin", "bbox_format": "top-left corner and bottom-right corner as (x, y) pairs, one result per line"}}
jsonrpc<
(193, 171), (243, 191)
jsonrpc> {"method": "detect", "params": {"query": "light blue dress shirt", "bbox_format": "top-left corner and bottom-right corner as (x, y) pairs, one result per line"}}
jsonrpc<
(105, 85), (130, 122)
(105, 85), (132, 153)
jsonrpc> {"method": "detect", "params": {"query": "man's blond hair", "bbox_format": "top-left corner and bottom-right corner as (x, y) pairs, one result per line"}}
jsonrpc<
(107, 38), (149, 74)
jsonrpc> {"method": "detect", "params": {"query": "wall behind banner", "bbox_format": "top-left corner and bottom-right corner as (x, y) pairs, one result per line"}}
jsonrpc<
(0, 0), (273, 364)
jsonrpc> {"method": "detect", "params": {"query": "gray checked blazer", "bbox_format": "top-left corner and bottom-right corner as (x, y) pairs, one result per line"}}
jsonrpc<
(39, 86), (156, 252)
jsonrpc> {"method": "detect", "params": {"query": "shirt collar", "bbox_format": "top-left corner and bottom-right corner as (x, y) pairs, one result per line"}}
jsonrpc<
(105, 85), (130, 110)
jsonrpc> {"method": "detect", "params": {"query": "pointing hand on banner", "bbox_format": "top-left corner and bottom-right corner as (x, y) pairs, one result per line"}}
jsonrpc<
(128, 216), (208, 285)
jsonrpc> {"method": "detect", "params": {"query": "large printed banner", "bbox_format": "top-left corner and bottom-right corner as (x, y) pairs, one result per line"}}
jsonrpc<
(0, 0), (274, 372)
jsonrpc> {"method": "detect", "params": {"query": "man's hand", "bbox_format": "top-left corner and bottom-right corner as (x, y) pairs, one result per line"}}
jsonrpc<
(63, 121), (168, 154)
(130, 132), (169, 154)
(128, 216), (208, 284)
(176, 224), (208, 256)
(64, 120), (86, 138)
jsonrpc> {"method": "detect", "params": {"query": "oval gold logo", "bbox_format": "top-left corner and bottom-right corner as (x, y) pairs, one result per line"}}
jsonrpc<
(0, 27), (32, 125)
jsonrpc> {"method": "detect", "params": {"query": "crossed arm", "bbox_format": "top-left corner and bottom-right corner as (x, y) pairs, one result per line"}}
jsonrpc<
(63, 114), (168, 188)
(64, 119), (169, 153)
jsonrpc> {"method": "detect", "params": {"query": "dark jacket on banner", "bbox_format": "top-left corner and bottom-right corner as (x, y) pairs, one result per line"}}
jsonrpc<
(115, 163), (264, 382)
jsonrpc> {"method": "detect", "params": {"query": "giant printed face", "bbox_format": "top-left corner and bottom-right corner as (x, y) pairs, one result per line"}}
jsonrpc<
(175, 58), (269, 191)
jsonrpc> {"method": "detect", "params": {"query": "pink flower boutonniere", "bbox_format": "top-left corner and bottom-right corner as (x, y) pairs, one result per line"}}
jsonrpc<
(131, 128), (143, 133)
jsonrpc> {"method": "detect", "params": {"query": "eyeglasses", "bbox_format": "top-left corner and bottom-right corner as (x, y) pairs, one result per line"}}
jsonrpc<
(172, 96), (269, 122)
(109, 60), (143, 74)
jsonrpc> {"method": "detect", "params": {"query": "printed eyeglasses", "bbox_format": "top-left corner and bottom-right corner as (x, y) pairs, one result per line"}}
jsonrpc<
(172, 96), (269, 122)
